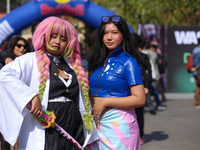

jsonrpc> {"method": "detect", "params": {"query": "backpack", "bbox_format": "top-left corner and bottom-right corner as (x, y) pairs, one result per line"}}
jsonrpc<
(186, 53), (193, 73)
(156, 54), (168, 74)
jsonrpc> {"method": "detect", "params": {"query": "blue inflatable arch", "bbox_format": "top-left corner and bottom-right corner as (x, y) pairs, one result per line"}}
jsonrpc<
(0, 0), (134, 45)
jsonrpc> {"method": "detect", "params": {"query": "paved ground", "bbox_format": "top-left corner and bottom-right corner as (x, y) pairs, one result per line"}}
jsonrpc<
(1, 93), (200, 150)
(141, 93), (200, 150)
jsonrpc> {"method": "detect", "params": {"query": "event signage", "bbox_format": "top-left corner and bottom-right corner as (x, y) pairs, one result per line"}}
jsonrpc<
(167, 26), (200, 93)
(40, 4), (84, 16)
(0, 0), (134, 46)
(174, 31), (200, 45)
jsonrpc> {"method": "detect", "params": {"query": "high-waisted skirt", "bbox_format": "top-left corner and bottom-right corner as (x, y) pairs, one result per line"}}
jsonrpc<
(44, 101), (85, 150)
(88, 108), (140, 150)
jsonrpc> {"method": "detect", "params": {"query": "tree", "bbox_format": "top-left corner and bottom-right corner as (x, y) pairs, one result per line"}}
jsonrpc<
(91, 0), (200, 31)
(0, 0), (22, 7)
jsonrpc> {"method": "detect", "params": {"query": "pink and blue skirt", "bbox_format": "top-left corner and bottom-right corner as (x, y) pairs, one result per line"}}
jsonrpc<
(89, 108), (140, 150)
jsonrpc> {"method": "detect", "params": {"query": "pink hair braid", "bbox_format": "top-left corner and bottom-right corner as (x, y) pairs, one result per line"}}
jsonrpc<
(70, 43), (93, 131)
(36, 49), (50, 100)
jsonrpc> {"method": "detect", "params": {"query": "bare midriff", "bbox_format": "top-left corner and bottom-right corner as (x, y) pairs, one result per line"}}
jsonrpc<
(101, 107), (113, 115)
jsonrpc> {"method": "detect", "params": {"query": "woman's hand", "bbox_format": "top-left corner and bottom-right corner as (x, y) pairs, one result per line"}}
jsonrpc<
(144, 87), (149, 94)
(29, 95), (42, 118)
(5, 58), (13, 64)
(93, 97), (106, 121)
(84, 145), (90, 150)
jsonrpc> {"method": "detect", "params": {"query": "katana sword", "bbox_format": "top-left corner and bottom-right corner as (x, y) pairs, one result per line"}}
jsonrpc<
(26, 102), (84, 150)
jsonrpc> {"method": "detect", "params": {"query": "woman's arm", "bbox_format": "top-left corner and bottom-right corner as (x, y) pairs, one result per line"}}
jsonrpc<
(90, 95), (94, 115)
(0, 50), (13, 65)
(93, 84), (145, 121)
(5, 57), (13, 64)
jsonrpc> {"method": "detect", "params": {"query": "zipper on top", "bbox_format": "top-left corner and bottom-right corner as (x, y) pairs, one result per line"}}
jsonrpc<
(96, 53), (113, 96)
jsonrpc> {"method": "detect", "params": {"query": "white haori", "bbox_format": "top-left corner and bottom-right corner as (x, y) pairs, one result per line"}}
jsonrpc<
(0, 52), (98, 150)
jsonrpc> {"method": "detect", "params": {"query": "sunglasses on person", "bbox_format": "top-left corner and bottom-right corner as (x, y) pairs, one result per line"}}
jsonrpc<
(16, 44), (27, 49)
(101, 15), (122, 23)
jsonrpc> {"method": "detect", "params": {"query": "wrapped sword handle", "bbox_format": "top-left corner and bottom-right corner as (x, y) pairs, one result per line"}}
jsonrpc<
(26, 101), (56, 129)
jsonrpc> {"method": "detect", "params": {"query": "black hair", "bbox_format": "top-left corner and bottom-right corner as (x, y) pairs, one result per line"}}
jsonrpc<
(145, 42), (150, 49)
(0, 39), (9, 52)
(79, 43), (86, 59)
(132, 33), (142, 48)
(90, 29), (98, 48)
(139, 42), (146, 49)
(198, 38), (200, 45)
(88, 15), (146, 78)
(150, 44), (158, 49)
(7, 36), (31, 59)
(31, 19), (43, 35)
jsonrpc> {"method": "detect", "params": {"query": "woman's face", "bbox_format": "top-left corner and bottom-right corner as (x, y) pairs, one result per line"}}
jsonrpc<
(46, 33), (68, 56)
(103, 23), (123, 53)
(14, 40), (27, 57)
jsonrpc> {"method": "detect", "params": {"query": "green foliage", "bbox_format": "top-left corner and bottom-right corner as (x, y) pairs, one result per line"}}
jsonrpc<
(2, 0), (200, 48)
(91, 0), (200, 31)
(76, 25), (94, 50)
(0, 0), (22, 6)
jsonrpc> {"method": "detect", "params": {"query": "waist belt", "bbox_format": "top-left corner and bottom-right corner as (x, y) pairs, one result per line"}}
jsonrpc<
(49, 96), (73, 102)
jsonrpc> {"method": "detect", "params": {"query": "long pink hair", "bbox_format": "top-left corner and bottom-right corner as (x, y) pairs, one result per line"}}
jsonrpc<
(32, 16), (93, 131)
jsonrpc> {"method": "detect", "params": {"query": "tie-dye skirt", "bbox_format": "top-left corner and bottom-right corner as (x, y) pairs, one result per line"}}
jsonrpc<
(88, 108), (140, 150)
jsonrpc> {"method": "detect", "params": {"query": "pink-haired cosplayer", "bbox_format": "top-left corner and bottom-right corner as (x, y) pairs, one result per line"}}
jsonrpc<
(0, 16), (98, 150)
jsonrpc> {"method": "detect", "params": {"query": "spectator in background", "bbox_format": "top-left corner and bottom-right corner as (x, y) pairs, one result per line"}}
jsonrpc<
(150, 37), (167, 102)
(0, 39), (9, 69)
(29, 19), (43, 52)
(79, 29), (99, 79)
(31, 19), (43, 35)
(0, 36), (30, 67)
(80, 43), (89, 78)
(132, 33), (155, 144)
(7, 36), (30, 60)
(149, 35), (168, 99)
(0, 39), (9, 53)
(150, 35), (162, 55)
(0, 36), (30, 150)
(90, 29), (98, 50)
(146, 44), (166, 111)
(140, 42), (159, 113)
(156, 52), (167, 102)
(192, 38), (200, 109)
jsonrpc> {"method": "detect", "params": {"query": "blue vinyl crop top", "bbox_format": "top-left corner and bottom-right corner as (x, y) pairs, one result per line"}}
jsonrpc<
(89, 47), (143, 98)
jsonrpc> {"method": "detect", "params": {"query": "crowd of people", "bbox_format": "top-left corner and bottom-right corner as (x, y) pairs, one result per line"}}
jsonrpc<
(0, 15), (169, 150)
(131, 32), (168, 144)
